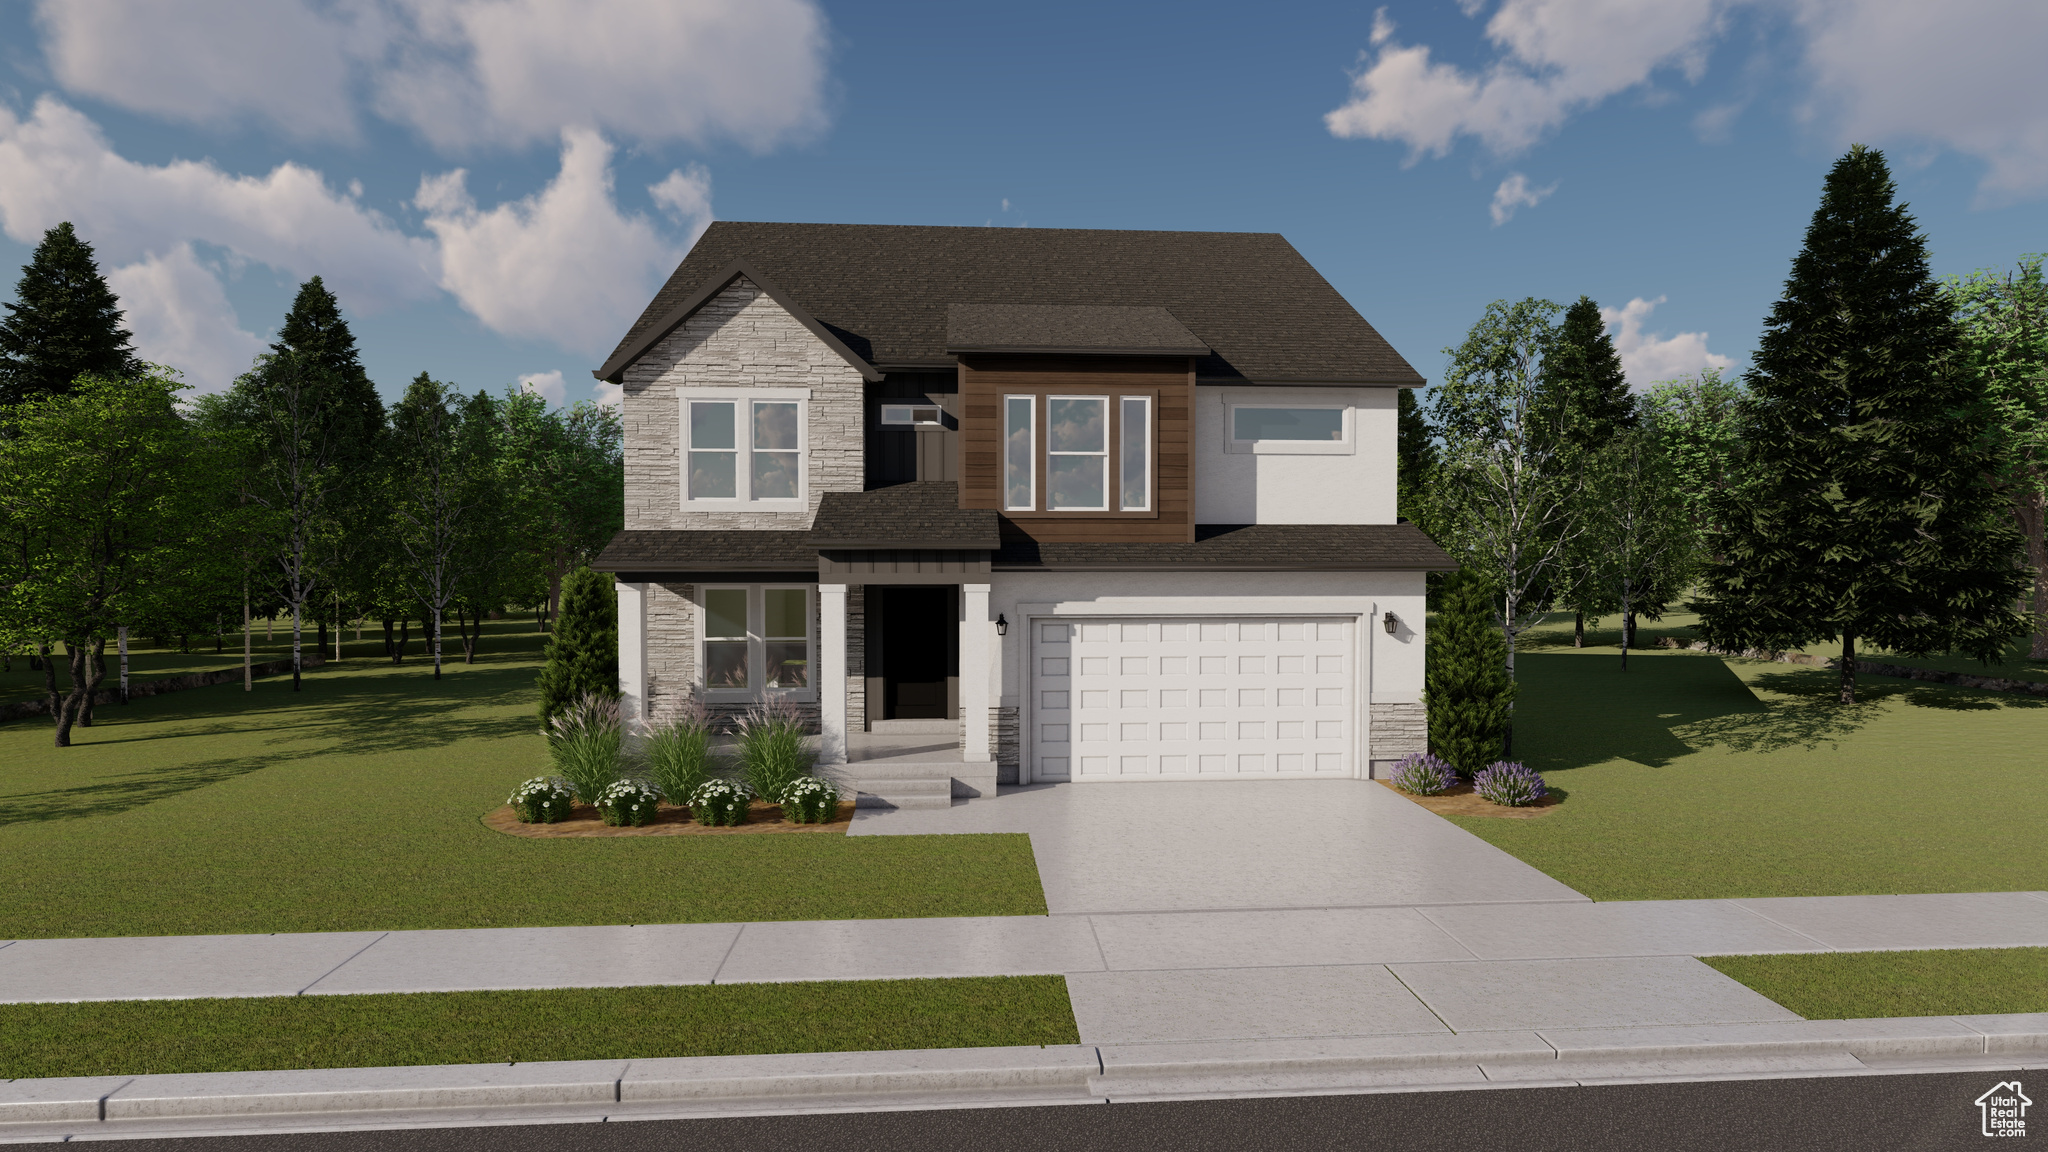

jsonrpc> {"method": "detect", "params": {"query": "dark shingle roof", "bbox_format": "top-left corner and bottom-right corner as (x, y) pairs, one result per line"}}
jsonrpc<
(807, 482), (1001, 548)
(945, 304), (1208, 356)
(993, 523), (1456, 571)
(591, 530), (815, 573)
(602, 223), (1422, 386)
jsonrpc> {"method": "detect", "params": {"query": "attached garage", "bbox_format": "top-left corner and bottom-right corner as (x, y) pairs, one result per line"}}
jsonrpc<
(1030, 616), (1358, 782)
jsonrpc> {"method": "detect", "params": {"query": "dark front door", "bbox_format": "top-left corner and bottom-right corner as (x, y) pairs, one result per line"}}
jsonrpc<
(877, 585), (956, 720)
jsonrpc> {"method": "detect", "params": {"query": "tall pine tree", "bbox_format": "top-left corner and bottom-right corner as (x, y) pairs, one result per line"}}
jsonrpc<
(0, 222), (139, 406)
(1697, 146), (2029, 703)
(1539, 296), (1635, 646)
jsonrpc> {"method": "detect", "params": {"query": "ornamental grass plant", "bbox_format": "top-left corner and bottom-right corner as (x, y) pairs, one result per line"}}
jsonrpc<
(1388, 752), (1458, 796)
(734, 696), (815, 805)
(547, 692), (621, 804)
(645, 699), (717, 806)
(1472, 760), (1548, 807)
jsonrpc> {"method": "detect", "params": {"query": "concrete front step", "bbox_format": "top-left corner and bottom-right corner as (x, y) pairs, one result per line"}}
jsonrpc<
(850, 777), (953, 811)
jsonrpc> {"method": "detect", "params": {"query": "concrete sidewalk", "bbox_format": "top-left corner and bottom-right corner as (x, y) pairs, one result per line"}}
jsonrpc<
(5, 891), (2048, 1047)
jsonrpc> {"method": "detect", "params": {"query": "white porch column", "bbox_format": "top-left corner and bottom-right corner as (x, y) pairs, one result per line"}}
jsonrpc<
(818, 583), (849, 765)
(616, 580), (647, 735)
(960, 583), (992, 763)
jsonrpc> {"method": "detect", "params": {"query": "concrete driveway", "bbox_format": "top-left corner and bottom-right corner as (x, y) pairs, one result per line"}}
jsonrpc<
(847, 779), (1589, 915)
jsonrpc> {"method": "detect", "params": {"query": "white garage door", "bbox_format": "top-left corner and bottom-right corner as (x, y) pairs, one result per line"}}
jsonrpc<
(1032, 617), (1356, 781)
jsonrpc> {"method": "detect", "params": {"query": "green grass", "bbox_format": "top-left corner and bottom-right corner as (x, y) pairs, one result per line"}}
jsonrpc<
(0, 977), (1080, 1079)
(1442, 617), (2048, 901)
(1702, 948), (2048, 1020)
(0, 620), (1046, 938)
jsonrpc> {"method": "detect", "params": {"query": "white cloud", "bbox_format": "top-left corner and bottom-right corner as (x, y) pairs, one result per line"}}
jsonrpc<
(1325, 0), (1725, 159)
(0, 96), (438, 314)
(593, 380), (623, 408)
(35, 0), (832, 156)
(1489, 172), (1557, 224)
(33, 0), (365, 141)
(1326, 0), (2048, 200)
(1601, 296), (1735, 388)
(417, 128), (704, 357)
(104, 244), (266, 394)
(517, 369), (566, 405)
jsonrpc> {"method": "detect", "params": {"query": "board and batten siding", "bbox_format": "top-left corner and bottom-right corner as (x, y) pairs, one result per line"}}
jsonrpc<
(958, 354), (1194, 543)
(621, 278), (867, 530)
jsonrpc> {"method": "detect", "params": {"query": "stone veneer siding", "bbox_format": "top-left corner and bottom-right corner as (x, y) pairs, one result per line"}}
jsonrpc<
(1367, 701), (1426, 774)
(620, 278), (866, 531)
(994, 705), (1020, 783)
(846, 586), (865, 731)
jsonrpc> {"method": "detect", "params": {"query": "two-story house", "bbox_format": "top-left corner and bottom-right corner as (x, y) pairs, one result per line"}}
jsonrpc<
(591, 222), (1453, 808)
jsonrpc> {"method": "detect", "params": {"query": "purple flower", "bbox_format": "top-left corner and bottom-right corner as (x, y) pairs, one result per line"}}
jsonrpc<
(1472, 761), (1547, 807)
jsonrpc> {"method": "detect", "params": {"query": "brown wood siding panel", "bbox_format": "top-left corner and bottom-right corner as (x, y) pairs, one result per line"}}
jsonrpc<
(961, 355), (1194, 542)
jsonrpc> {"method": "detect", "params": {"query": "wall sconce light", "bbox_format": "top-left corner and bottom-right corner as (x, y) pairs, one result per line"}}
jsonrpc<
(996, 613), (1009, 637)
(1383, 612), (1399, 635)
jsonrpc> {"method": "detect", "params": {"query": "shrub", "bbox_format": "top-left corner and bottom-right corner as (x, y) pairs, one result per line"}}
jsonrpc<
(645, 699), (717, 806)
(595, 779), (663, 827)
(507, 776), (576, 824)
(1388, 752), (1457, 796)
(780, 776), (841, 824)
(547, 692), (621, 804)
(1472, 760), (1548, 807)
(734, 696), (814, 805)
(690, 778), (749, 827)
(537, 567), (618, 727)
(1424, 569), (1517, 778)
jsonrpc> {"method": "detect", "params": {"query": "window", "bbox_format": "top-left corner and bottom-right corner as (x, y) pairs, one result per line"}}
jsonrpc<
(1225, 400), (1353, 456)
(1120, 396), (1150, 511)
(699, 585), (814, 698)
(683, 391), (807, 503)
(880, 403), (944, 427)
(1047, 396), (1107, 510)
(1004, 395), (1035, 511)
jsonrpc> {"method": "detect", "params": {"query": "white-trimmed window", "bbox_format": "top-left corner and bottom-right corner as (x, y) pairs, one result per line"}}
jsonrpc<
(1225, 401), (1352, 455)
(683, 389), (809, 503)
(1046, 395), (1108, 510)
(699, 585), (815, 699)
(1004, 395), (1035, 511)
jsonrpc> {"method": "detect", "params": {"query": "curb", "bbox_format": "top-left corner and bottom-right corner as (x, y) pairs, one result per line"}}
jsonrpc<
(7, 1017), (2048, 1141)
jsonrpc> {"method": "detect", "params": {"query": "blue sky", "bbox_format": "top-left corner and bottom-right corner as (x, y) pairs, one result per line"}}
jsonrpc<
(0, 0), (2042, 408)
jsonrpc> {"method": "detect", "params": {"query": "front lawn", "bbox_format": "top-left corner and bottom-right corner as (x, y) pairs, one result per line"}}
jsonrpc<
(1442, 618), (2048, 901)
(0, 977), (1079, 1079)
(0, 622), (1046, 939)
(1702, 949), (2048, 1020)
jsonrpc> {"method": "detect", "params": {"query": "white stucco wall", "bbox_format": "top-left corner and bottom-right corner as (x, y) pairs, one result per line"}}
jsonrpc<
(1193, 385), (1400, 525)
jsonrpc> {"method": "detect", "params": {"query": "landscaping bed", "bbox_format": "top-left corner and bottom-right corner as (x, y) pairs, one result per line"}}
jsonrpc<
(1702, 948), (2048, 1020)
(1376, 779), (1562, 820)
(0, 977), (1080, 1080)
(484, 799), (856, 838)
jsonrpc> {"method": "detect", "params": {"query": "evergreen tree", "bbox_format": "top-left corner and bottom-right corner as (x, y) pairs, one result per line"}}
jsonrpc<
(1697, 146), (2030, 703)
(1424, 568), (1516, 777)
(0, 222), (139, 406)
(537, 565), (618, 724)
(270, 277), (384, 469)
(1539, 296), (1635, 645)
(1396, 386), (1437, 528)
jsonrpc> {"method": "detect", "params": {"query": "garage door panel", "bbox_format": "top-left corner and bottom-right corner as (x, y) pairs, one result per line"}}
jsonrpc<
(1032, 614), (1354, 782)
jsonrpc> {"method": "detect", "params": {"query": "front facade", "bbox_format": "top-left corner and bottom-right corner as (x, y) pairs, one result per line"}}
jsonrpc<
(591, 223), (1452, 801)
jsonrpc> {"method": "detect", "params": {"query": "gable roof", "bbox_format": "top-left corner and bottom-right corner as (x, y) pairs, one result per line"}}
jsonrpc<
(596, 259), (882, 384)
(597, 222), (1423, 386)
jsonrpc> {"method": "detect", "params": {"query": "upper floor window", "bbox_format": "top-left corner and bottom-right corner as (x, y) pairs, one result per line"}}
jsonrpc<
(1226, 401), (1352, 456)
(684, 390), (807, 503)
(1004, 392), (1152, 513)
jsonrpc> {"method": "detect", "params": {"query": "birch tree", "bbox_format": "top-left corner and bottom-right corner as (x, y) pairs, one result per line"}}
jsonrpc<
(388, 374), (492, 680)
(1428, 298), (1585, 752)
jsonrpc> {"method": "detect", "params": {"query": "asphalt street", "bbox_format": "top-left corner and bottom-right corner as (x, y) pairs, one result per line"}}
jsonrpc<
(82, 1068), (2034, 1152)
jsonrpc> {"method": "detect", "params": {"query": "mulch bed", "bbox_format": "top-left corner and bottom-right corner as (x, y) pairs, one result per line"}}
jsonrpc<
(1376, 779), (1563, 820)
(482, 800), (856, 838)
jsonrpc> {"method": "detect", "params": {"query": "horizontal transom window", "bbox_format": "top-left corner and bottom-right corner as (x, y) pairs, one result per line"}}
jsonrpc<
(1224, 399), (1354, 456)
